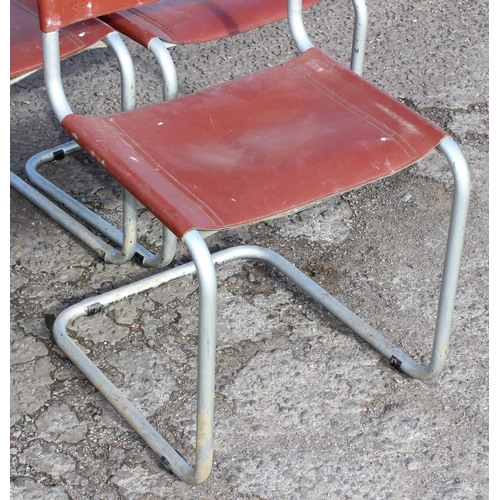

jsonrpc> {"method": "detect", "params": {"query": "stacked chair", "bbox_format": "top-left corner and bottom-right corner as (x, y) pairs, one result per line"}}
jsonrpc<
(14, 0), (470, 486)
(10, 0), (177, 267)
(99, 0), (322, 100)
(11, 0), (323, 267)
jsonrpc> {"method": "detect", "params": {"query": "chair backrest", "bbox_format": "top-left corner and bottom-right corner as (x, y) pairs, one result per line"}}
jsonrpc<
(11, 0), (114, 82)
(100, 0), (321, 46)
(37, 0), (160, 32)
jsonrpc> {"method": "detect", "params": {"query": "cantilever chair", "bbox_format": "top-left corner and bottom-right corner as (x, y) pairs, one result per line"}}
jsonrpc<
(100, 0), (322, 100)
(39, 0), (470, 485)
(11, 0), (323, 267)
(10, 0), (177, 267)
(12, 0), (327, 268)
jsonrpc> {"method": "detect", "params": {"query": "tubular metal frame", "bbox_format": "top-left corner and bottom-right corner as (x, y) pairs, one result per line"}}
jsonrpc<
(134, 0), (368, 102)
(10, 31), (177, 267)
(52, 137), (469, 484)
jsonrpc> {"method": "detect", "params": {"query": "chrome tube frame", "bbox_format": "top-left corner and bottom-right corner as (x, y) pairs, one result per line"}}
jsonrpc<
(288, 0), (314, 52)
(52, 137), (469, 483)
(22, 142), (177, 266)
(53, 230), (217, 485)
(43, 31), (73, 122)
(103, 32), (137, 112)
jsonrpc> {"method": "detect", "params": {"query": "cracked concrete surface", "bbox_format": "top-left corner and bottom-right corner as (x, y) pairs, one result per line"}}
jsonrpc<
(10, 1), (488, 498)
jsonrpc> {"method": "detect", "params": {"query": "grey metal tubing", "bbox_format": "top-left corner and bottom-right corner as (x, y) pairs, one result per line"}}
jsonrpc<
(103, 31), (137, 111)
(52, 143), (468, 481)
(148, 38), (179, 101)
(43, 31), (73, 122)
(429, 137), (470, 377)
(350, 0), (368, 75)
(53, 230), (216, 484)
(214, 140), (467, 381)
(104, 188), (138, 265)
(23, 142), (176, 266)
(24, 142), (119, 245)
(43, 30), (135, 119)
(288, 0), (314, 53)
(141, 225), (178, 268)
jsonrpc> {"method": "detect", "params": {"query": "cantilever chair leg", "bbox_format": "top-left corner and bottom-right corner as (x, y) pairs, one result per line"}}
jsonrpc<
(22, 141), (177, 266)
(11, 31), (177, 267)
(52, 136), (469, 483)
(54, 230), (217, 485)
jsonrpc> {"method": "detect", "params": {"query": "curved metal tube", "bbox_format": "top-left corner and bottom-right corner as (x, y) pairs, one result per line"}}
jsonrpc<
(53, 230), (217, 484)
(23, 142), (174, 266)
(103, 188), (138, 264)
(14, 162), (135, 265)
(42, 31), (73, 122)
(288, 0), (314, 53)
(350, 0), (368, 75)
(104, 31), (137, 111)
(148, 38), (179, 101)
(287, 0), (368, 75)
(43, 30), (136, 119)
(427, 137), (470, 377)
(141, 225), (178, 268)
(182, 231), (217, 484)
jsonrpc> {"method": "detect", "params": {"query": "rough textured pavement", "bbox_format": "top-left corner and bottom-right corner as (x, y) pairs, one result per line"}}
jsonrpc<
(10, 1), (489, 498)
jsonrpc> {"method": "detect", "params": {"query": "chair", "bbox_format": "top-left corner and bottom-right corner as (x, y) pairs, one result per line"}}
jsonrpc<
(10, 0), (177, 267)
(99, 0), (322, 100)
(11, 0), (326, 266)
(37, 0), (470, 485)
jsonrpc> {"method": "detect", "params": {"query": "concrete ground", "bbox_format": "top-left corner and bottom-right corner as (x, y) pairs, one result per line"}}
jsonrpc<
(10, 1), (489, 499)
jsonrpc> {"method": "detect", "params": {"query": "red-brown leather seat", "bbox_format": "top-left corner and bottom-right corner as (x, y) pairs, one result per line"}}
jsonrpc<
(62, 48), (447, 239)
(100, 0), (321, 47)
(10, 0), (113, 81)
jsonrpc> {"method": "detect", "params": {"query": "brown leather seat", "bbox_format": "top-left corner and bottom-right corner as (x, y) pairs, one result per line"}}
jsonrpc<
(10, 0), (113, 81)
(100, 0), (321, 47)
(62, 48), (447, 238)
